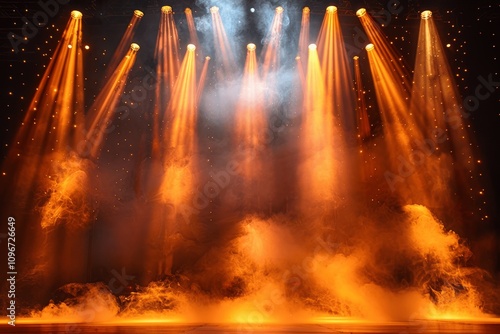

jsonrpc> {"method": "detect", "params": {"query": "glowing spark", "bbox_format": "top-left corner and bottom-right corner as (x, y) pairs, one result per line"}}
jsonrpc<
(130, 43), (140, 52)
(247, 43), (256, 52)
(365, 43), (374, 51)
(326, 6), (337, 13)
(71, 10), (82, 19)
(308, 43), (317, 50)
(187, 43), (196, 52)
(356, 8), (367, 17)
(133, 10), (144, 18)
(210, 6), (219, 14)
(161, 6), (172, 14)
(421, 10), (432, 19)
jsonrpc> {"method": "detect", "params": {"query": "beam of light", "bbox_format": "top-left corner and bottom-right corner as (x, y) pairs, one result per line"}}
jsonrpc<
(197, 56), (210, 103)
(316, 4), (356, 133)
(357, 10), (411, 96)
(151, 6), (181, 158)
(365, 43), (436, 206)
(410, 11), (480, 213)
(0, 11), (84, 203)
(261, 6), (284, 88)
(233, 43), (268, 208)
(298, 46), (338, 212)
(85, 45), (139, 159)
(105, 10), (144, 79)
(153, 45), (198, 277)
(210, 6), (237, 79)
(297, 7), (310, 63)
(185, 8), (200, 49)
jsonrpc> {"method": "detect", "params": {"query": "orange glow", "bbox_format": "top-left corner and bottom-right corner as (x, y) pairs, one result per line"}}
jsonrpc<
(162, 6), (173, 14)
(408, 10), (477, 210)
(298, 46), (338, 210)
(356, 8), (367, 17)
(233, 44), (268, 207)
(210, 6), (237, 78)
(297, 7), (310, 61)
(197, 55), (210, 103)
(316, 4), (356, 132)
(86, 46), (139, 158)
(71, 10), (82, 19)
(326, 6), (337, 13)
(247, 43), (256, 52)
(105, 9), (144, 78)
(261, 5), (283, 77)
(151, 6), (181, 157)
(185, 7), (200, 48)
(421, 10), (432, 19)
(1, 11), (84, 201)
(357, 10), (411, 94)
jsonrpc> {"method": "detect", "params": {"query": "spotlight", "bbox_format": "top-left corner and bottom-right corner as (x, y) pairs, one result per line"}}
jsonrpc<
(276, 6), (284, 13)
(161, 6), (172, 14)
(365, 43), (374, 51)
(303, 7), (310, 13)
(185, 8), (192, 14)
(68, 44), (73, 49)
(356, 8), (367, 17)
(247, 43), (256, 52)
(71, 10), (83, 19)
(84, 45), (90, 50)
(250, 8), (255, 13)
(326, 6), (337, 13)
(133, 10), (144, 18)
(210, 6), (219, 14)
(353, 56), (359, 60)
(206, 56), (211, 60)
(187, 44), (196, 52)
(421, 10), (432, 19)
(130, 43), (140, 52)
(308, 44), (317, 50)
(295, 56), (300, 61)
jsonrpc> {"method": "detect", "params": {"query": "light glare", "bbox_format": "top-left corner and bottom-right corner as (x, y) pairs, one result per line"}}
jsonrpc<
(133, 10), (144, 18)
(187, 44), (196, 52)
(130, 43), (140, 52)
(365, 43), (374, 51)
(421, 10), (432, 19)
(356, 8), (367, 17)
(326, 6), (337, 13)
(71, 10), (82, 19)
(308, 44), (317, 51)
(247, 43), (256, 52)
(161, 6), (172, 14)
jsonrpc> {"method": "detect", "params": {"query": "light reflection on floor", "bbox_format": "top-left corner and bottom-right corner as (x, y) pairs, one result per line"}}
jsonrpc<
(3, 321), (500, 333)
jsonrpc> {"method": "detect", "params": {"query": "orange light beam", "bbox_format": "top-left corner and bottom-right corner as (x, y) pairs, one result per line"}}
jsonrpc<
(410, 11), (478, 209)
(210, 6), (237, 79)
(232, 43), (267, 207)
(152, 6), (181, 158)
(0, 11), (84, 200)
(105, 9), (144, 78)
(85, 44), (139, 159)
(297, 7), (310, 64)
(166, 44), (198, 159)
(298, 44), (337, 211)
(185, 8), (200, 49)
(317, 6), (356, 132)
(261, 6), (284, 76)
(357, 9), (411, 95)
(197, 56), (210, 104)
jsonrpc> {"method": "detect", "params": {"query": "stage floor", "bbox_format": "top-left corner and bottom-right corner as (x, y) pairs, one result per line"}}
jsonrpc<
(2, 321), (500, 333)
